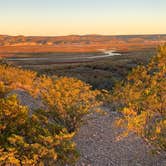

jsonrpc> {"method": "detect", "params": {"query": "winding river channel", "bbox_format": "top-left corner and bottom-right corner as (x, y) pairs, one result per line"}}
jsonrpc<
(5, 50), (122, 66)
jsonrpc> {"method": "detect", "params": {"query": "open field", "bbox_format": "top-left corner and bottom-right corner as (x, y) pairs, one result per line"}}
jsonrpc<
(36, 48), (156, 90)
(3, 47), (156, 90)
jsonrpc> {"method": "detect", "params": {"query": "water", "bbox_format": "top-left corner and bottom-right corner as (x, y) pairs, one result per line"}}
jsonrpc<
(6, 50), (121, 62)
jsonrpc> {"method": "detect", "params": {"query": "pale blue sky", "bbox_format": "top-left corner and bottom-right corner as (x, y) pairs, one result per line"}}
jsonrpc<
(0, 0), (166, 36)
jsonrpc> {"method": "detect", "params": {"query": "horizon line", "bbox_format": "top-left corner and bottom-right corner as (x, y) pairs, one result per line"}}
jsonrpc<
(1, 33), (166, 38)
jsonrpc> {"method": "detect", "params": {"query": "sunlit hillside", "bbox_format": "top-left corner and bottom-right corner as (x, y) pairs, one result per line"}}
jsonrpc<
(112, 45), (166, 151)
(0, 65), (99, 165)
(1, 0), (166, 165)
(0, 45), (165, 165)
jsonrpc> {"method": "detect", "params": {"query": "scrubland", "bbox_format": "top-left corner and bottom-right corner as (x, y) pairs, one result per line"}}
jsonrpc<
(0, 45), (165, 165)
(0, 64), (99, 165)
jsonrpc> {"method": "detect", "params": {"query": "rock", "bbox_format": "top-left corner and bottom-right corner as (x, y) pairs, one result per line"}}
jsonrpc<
(7, 89), (45, 114)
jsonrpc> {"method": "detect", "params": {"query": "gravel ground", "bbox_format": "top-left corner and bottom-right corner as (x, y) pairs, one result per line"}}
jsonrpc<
(74, 107), (166, 166)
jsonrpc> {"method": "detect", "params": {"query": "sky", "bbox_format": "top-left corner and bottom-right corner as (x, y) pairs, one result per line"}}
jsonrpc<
(0, 0), (166, 36)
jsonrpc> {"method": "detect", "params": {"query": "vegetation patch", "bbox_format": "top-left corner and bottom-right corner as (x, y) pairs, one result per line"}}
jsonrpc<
(0, 65), (99, 165)
(112, 45), (166, 151)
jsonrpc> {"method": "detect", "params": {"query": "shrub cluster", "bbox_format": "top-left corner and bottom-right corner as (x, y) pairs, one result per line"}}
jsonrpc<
(112, 45), (166, 151)
(0, 65), (99, 165)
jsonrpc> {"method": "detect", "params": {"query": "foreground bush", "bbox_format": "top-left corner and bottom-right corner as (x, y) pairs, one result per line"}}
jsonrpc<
(35, 76), (99, 132)
(0, 65), (36, 91)
(0, 95), (78, 165)
(0, 65), (99, 165)
(112, 45), (166, 151)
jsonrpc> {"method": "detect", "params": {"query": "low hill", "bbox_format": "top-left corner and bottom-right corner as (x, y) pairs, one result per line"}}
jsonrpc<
(0, 34), (165, 55)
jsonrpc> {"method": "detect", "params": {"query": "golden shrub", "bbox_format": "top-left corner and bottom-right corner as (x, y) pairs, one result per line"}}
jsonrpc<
(35, 76), (100, 132)
(112, 45), (166, 151)
(0, 64), (99, 165)
(0, 95), (79, 165)
(0, 65), (36, 91)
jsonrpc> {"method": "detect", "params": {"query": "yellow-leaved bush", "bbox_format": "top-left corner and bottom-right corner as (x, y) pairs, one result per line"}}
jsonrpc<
(35, 76), (99, 132)
(112, 45), (166, 151)
(0, 65), (36, 91)
(0, 65), (100, 165)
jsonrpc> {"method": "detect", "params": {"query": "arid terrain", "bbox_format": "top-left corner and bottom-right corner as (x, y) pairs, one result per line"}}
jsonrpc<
(0, 34), (166, 56)
(0, 34), (166, 165)
(1, 34), (164, 89)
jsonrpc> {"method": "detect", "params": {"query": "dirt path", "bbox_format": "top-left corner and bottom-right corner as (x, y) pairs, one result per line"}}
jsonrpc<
(74, 107), (166, 166)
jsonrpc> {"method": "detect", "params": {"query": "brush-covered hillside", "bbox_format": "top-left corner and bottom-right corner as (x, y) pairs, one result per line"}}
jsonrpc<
(0, 45), (165, 165)
(112, 45), (166, 151)
(0, 65), (100, 165)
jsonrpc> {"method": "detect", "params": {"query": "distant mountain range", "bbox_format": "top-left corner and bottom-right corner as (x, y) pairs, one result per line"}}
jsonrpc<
(0, 34), (166, 54)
